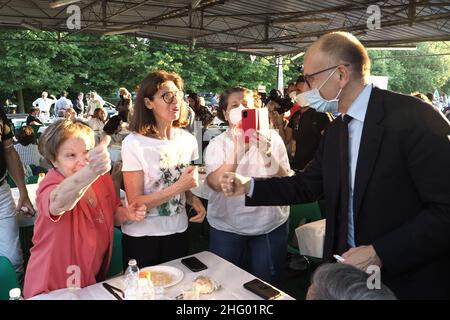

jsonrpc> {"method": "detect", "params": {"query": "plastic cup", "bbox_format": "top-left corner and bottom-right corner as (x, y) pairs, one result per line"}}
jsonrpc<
(152, 273), (165, 299)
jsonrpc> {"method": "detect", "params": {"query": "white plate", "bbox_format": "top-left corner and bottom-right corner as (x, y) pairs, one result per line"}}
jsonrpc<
(141, 266), (184, 288)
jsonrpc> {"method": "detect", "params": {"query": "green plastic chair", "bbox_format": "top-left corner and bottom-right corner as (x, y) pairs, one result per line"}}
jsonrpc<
(6, 174), (15, 188)
(7, 175), (39, 188)
(29, 125), (42, 141)
(0, 256), (20, 300)
(287, 202), (322, 255)
(107, 227), (123, 278)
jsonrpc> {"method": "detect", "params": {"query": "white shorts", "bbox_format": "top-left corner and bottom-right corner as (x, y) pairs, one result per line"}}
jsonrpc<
(0, 182), (24, 273)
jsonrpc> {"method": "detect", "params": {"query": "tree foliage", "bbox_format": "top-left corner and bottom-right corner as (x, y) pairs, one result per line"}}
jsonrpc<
(0, 30), (448, 111)
(369, 42), (450, 95)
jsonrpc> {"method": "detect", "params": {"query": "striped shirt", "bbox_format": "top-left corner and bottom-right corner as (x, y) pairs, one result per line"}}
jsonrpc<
(14, 144), (43, 167)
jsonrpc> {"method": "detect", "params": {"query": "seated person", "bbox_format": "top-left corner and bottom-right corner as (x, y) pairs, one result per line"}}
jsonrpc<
(26, 107), (43, 126)
(102, 115), (123, 147)
(88, 107), (107, 134)
(23, 119), (147, 298)
(57, 110), (66, 118)
(65, 107), (77, 121)
(14, 126), (44, 168)
(306, 263), (397, 300)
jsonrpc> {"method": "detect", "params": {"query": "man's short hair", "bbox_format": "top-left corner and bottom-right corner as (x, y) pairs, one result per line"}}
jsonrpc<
(307, 263), (396, 300)
(316, 32), (371, 80)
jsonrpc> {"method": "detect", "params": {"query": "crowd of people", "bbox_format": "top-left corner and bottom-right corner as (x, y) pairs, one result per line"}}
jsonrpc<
(0, 31), (449, 300)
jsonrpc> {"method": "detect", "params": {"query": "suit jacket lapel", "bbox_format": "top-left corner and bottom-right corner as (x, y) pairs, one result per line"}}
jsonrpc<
(353, 87), (385, 223)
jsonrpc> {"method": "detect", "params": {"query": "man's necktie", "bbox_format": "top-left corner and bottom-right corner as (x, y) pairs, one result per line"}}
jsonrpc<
(336, 114), (353, 255)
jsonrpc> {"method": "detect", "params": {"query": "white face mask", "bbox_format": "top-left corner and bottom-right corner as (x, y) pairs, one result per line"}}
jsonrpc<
(288, 91), (297, 100)
(298, 67), (342, 113)
(228, 104), (246, 125)
(295, 93), (309, 107)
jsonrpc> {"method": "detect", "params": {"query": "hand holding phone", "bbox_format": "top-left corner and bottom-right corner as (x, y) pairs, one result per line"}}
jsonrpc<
(241, 109), (257, 143)
(243, 278), (281, 300)
(181, 256), (208, 272)
(241, 108), (270, 144)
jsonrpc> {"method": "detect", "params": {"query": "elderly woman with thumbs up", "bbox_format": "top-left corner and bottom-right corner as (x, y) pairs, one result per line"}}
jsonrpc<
(121, 70), (206, 268)
(23, 119), (147, 299)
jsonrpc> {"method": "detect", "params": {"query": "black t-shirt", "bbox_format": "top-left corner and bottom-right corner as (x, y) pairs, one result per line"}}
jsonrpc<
(26, 115), (43, 126)
(0, 109), (14, 179)
(288, 108), (332, 170)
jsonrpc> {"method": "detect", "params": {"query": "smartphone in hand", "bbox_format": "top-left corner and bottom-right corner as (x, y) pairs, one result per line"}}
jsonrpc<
(241, 108), (270, 143)
(243, 278), (281, 300)
(181, 256), (208, 272)
(241, 109), (257, 143)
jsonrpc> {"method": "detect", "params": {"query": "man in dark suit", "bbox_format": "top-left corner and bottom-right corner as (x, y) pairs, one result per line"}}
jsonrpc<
(219, 32), (450, 299)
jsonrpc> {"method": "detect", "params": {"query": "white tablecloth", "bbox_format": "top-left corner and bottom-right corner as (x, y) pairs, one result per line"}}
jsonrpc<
(30, 251), (294, 300)
(10, 118), (27, 128)
(295, 219), (326, 258)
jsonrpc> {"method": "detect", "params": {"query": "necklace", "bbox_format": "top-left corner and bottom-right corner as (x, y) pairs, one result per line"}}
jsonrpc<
(95, 209), (105, 224)
(85, 188), (97, 207)
(85, 188), (104, 224)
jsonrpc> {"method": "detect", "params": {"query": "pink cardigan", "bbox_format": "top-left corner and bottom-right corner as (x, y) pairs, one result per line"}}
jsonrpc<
(24, 169), (120, 298)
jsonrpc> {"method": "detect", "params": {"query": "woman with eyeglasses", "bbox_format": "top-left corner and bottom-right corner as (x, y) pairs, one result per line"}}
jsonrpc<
(121, 70), (206, 268)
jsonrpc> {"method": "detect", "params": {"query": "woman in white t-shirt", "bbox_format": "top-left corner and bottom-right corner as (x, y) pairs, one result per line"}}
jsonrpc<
(121, 70), (206, 268)
(205, 87), (291, 285)
(88, 108), (107, 134)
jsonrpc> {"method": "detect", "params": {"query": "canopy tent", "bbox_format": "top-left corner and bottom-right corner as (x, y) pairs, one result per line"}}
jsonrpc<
(0, 0), (449, 56)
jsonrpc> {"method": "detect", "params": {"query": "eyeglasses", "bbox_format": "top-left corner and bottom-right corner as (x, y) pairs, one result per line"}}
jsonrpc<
(303, 64), (350, 88)
(161, 91), (184, 104)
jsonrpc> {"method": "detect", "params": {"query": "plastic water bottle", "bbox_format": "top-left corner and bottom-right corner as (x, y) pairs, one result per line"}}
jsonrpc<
(138, 278), (155, 300)
(124, 259), (140, 300)
(9, 288), (23, 300)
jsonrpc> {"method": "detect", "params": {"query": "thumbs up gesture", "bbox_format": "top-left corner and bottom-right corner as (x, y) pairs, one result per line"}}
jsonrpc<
(175, 166), (199, 192)
(87, 135), (111, 176)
